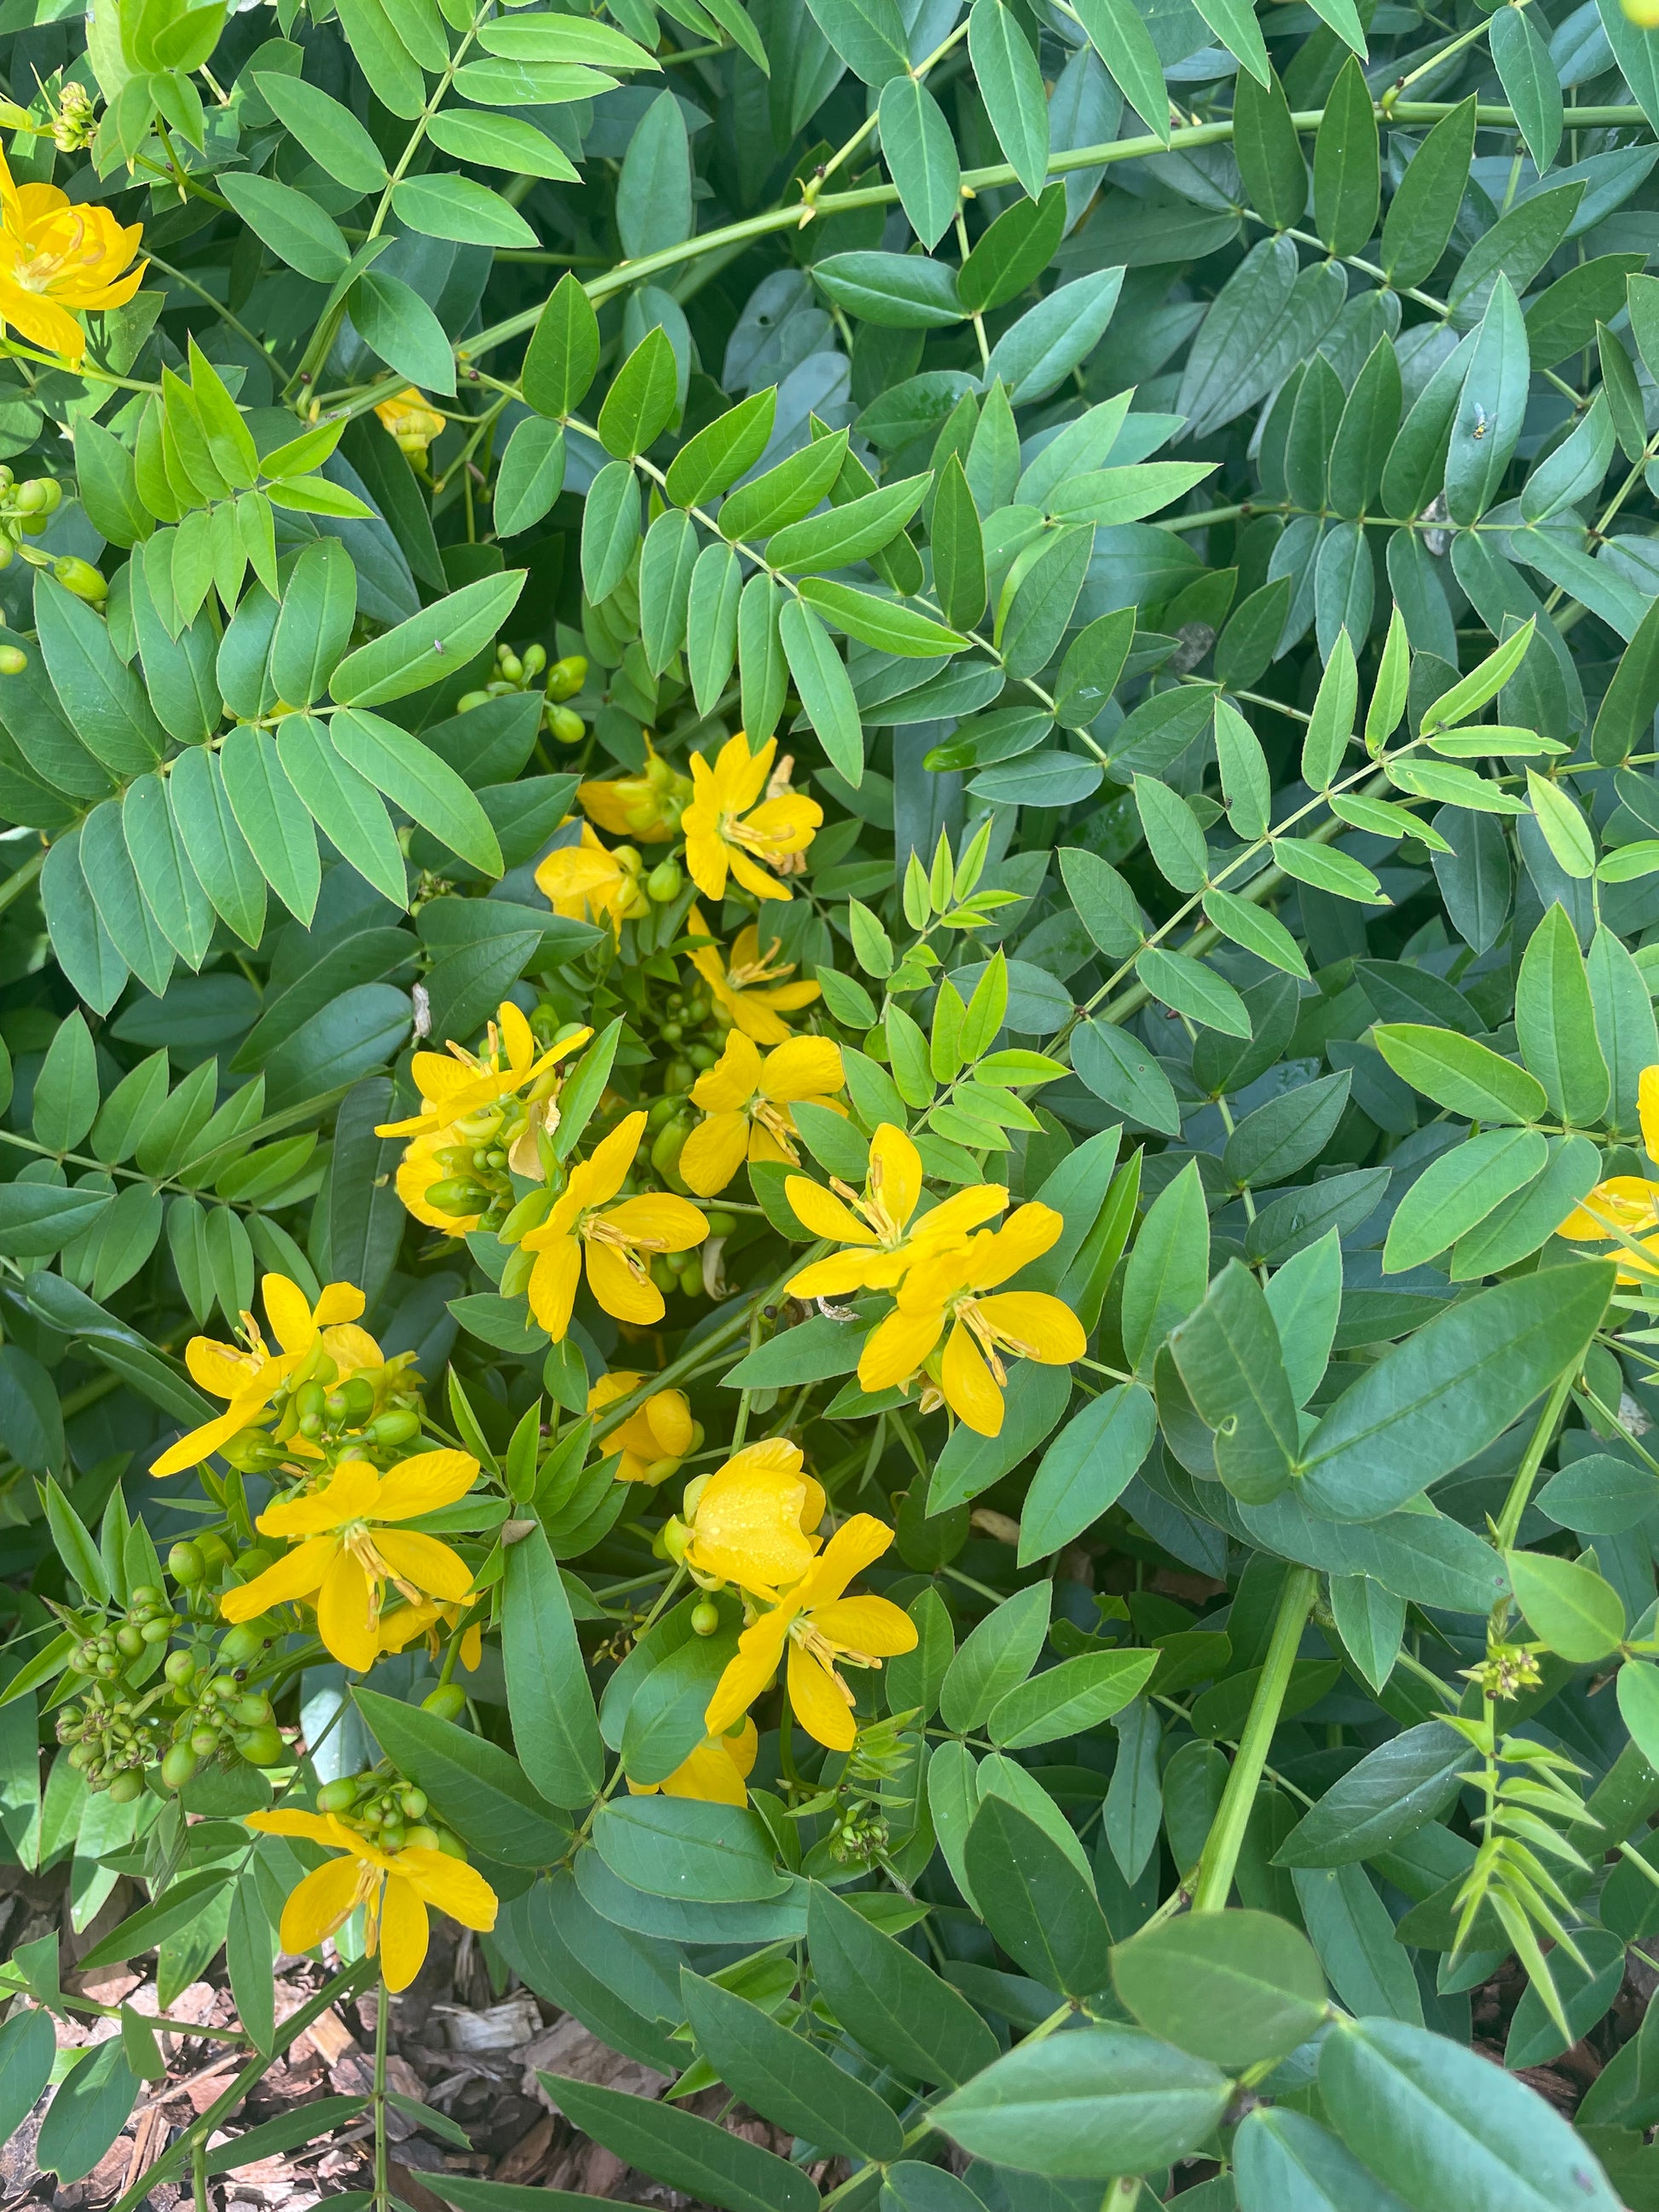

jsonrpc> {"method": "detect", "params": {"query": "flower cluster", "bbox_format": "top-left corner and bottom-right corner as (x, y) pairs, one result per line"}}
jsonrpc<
(150, 1274), (419, 1480)
(789, 1124), (1085, 1436)
(1558, 1063), (1659, 1279)
(376, 998), (592, 1236)
(664, 1437), (917, 1760)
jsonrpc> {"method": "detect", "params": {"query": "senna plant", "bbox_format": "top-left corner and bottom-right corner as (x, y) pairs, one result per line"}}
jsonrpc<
(15, 0), (1659, 2207)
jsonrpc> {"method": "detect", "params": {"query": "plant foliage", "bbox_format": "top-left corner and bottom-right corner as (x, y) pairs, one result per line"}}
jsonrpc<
(7, 0), (1659, 2205)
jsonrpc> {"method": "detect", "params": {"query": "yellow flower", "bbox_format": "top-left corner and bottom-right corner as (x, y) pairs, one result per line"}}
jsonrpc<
(1624, 0), (1659, 24)
(578, 742), (692, 844)
(627, 1718), (757, 1807)
(0, 144), (144, 361)
(520, 1110), (708, 1339)
(679, 1031), (845, 1197)
(376, 1600), (483, 1673)
(245, 1808), (495, 1992)
(535, 825), (649, 935)
(374, 388), (446, 459)
(587, 1371), (695, 1483)
(1558, 1063), (1659, 1277)
(151, 1275), (378, 1479)
(784, 1123), (1010, 1298)
(858, 1205), (1086, 1437)
(376, 1001), (592, 1233)
(221, 1453), (480, 1673)
(687, 907), (820, 1047)
(681, 733), (822, 904)
(705, 1514), (917, 1752)
(680, 1438), (826, 1592)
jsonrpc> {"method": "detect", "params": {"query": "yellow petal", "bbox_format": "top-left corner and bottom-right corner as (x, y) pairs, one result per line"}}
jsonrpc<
(498, 1000), (535, 1073)
(974, 1291), (1087, 1365)
(581, 1110), (647, 1206)
(916, 1184), (1011, 1240)
(375, 1528), (474, 1603)
(762, 1037), (842, 1104)
(969, 1204), (1064, 1288)
(859, 1304), (945, 1391)
(812, 1593), (919, 1657)
(373, 1450), (480, 1521)
(529, 1233), (582, 1341)
(684, 821), (729, 903)
(693, 1031), (763, 1113)
(150, 1406), (252, 1480)
(376, 1871), (429, 1992)
(1558, 1176), (1659, 1239)
(787, 1254), (883, 1298)
(868, 1123), (922, 1229)
(788, 1638), (858, 1751)
(604, 1194), (708, 1250)
(390, 1847), (499, 1930)
(585, 1237), (665, 1325)
(185, 1337), (260, 1400)
(942, 1320), (1004, 1436)
(587, 1371), (645, 1412)
(280, 1854), (364, 1955)
(803, 1511), (895, 1603)
(705, 1605), (791, 1735)
(316, 1548), (379, 1673)
(680, 1112), (749, 1196)
(654, 1730), (753, 1805)
(263, 1273), (320, 1354)
(259, 1459), (381, 1538)
(314, 1282), (367, 1329)
(729, 846), (792, 901)
(323, 1324), (384, 1377)
(245, 1808), (344, 1845)
(1644, 1064), (1659, 1168)
(221, 1535), (338, 1621)
(645, 1389), (694, 1456)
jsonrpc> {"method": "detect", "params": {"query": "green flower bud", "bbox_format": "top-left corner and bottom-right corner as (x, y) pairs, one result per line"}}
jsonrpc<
(107, 1769), (143, 1804)
(0, 644), (25, 675)
(402, 1823), (440, 1851)
(546, 654), (587, 701)
(51, 553), (107, 604)
(238, 1726), (286, 1766)
(315, 1776), (360, 1814)
(368, 1406), (421, 1447)
(547, 704), (585, 745)
(691, 1599), (721, 1637)
(422, 1683), (468, 1722)
(169, 1540), (205, 1585)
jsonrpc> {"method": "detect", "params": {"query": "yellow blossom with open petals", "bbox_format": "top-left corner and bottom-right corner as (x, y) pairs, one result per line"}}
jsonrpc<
(681, 733), (822, 904)
(587, 1371), (695, 1483)
(151, 1275), (375, 1479)
(520, 1111), (708, 1340)
(785, 1123), (1010, 1299)
(373, 388), (445, 460)
(705, 1514), (916, 1752)
(0, 143), (144, 361)
(376, 1001), (592, 1232)
(1558, 1064), (1659, 1277)
(245, 1808), (495, 1991)
(628, 1719), (757, 1807)
(680, 1438), (826, 1592)
(679, 1031), (845, 1197)
(687, 908), (819, 1047)
(859, 1205), (1086, 1437)
(578, 742), (692, 844)
(221, 1452), (479, 1673)
(535, 824), (650, 935)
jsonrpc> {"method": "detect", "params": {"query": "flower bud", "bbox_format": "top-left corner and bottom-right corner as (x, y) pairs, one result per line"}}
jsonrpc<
(107, 1769), (143, 1804)
(168, 1540), (205, 1585)
(164, 1649), (196, 1686)
(0, 644), (26, 674)
(402, 1823), (441, 1851)
(547, 705), (585, 744)
(238, 1725), (285, 1766)
(546, 654), (587, 701)
(368, 1406), (421, 1447)
(646, 859), (682, 903)
(52, 554), (107, 604)
(422, 1683), (468, 1722)
(219, 1621), (269, 1665)
(691, 1599), (720, 1637)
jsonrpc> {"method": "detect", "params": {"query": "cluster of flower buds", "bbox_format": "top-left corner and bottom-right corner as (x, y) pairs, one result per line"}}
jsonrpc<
(824, 1712), (916, 1866)
(313, 1767), (471, 1858)
(67, 1584), (180, 1676)
(454, 644), (588, 747)
(1463, 1643), (1545, 1701)
(456, 637), (548, 715)
(543, 651), (587, 743)
(213, 1349), (425, 1476)
(158, 1628), (285, 1787)
(584, 751), (694, 844)
(0, 475), (73, 574)
(52, 79), (95, 151)
(56, 1690), (161, 1799)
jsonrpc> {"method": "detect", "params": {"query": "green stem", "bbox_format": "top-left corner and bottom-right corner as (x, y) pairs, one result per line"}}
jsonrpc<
(373, 1973), (390, 2212)
(1493, 1368), (1576, 1556)
(0, 846), (43, 915)
(1192, 1566), (1317, 1911)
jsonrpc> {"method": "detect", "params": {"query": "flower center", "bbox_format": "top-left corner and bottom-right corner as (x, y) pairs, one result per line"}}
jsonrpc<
(750, 1098), (799, 1157)
(341, 1522), (423, 1626)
